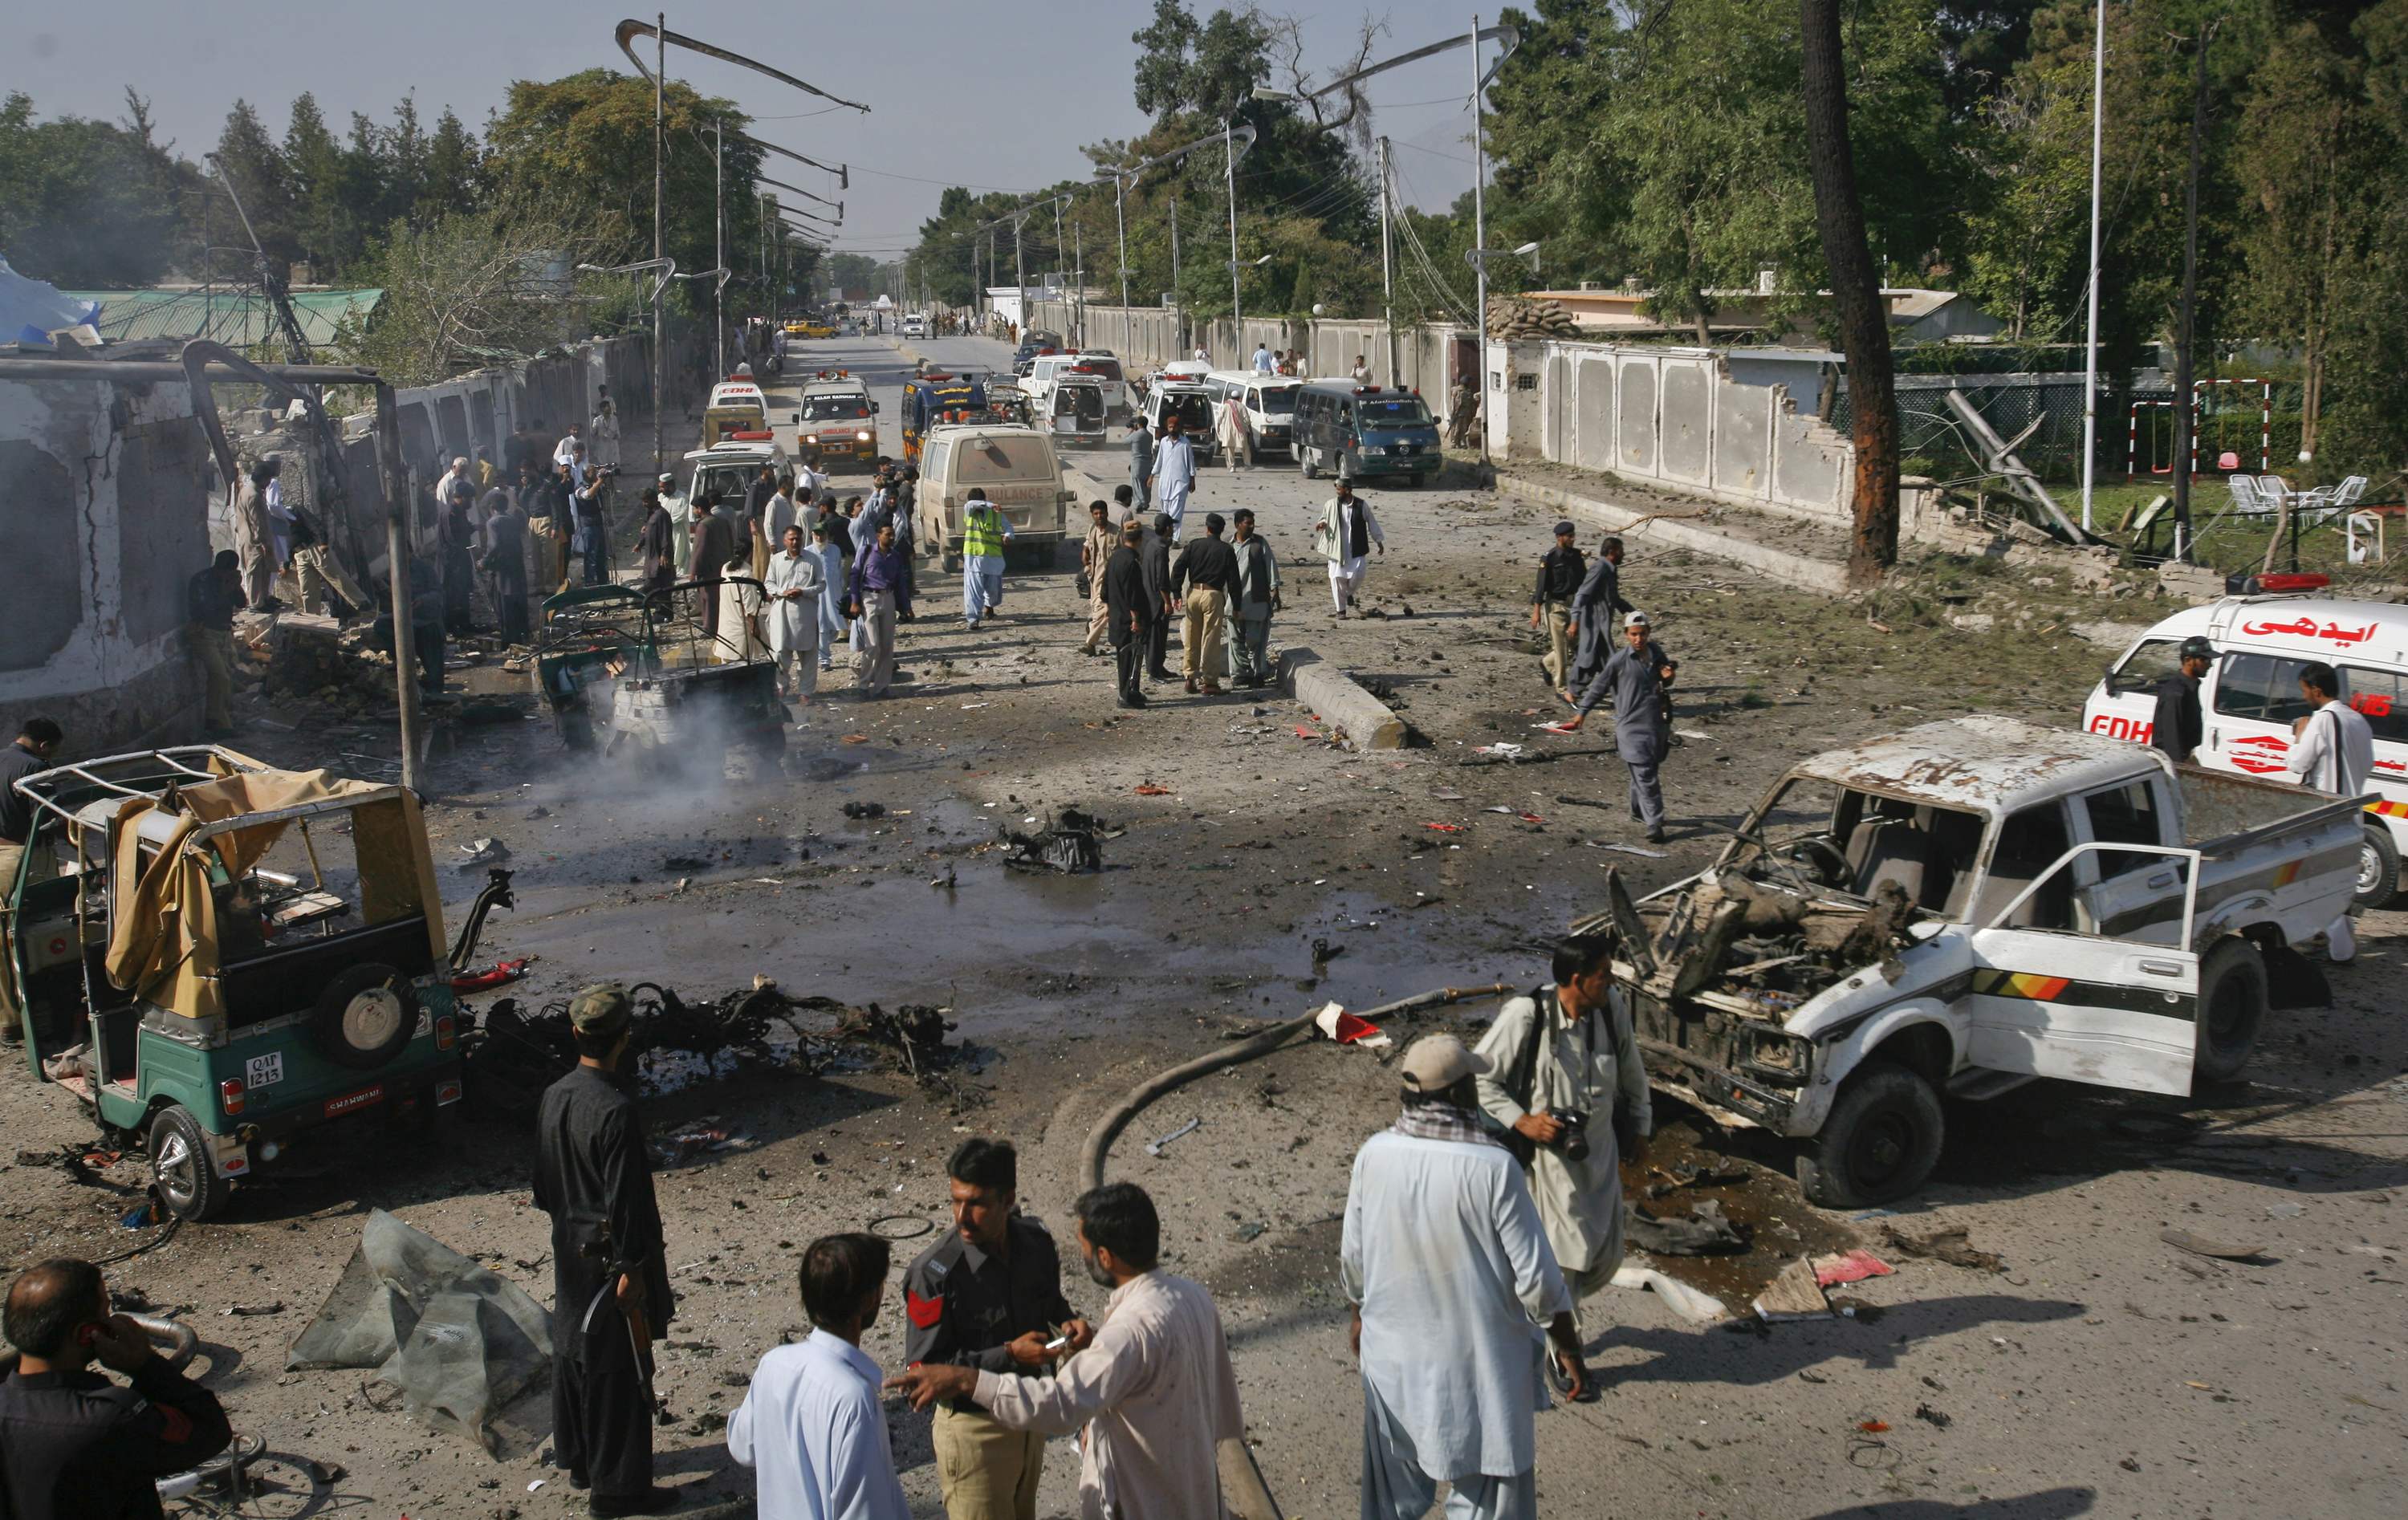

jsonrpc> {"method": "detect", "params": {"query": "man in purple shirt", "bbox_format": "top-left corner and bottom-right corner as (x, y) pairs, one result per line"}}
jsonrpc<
(848, 522), (912, 698)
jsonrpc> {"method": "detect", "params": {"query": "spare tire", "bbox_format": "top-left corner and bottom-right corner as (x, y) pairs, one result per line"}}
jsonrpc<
(311, 962), (419, 1071)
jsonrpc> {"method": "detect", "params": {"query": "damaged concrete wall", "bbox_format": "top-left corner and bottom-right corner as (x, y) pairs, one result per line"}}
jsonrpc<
(2, 331), (692, 753)
(1510, 338), (1854, 520)
(0, 374), (214, 745)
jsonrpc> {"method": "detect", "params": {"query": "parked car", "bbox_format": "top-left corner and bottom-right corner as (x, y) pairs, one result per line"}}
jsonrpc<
(5, 748), (510, 1220)
(1204, 370), (1304, 457)
(1589, 715), (2365, 1207)
(2082, 594), (2406, 908)
(1292, 381), (1440, 486)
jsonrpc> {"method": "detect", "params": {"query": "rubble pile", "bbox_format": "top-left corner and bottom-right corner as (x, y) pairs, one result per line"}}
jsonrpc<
(1486, 294), (1581, 340)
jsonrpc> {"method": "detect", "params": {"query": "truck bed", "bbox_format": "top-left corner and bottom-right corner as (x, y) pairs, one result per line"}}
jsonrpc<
(2177, 763), (2360, 851)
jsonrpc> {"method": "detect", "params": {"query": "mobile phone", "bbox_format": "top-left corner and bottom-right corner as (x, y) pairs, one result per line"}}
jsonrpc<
(1043, 1334), (1070, 1353)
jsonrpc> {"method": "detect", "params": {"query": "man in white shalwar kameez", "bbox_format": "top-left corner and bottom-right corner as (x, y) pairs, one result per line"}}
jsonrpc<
(760, 525), (823, 705)
(2286, 659), (2377, 961)
(718, 551), (764, 664)
(1475, 934), (1650, 1305)
(1344, 1035), (1587, 1520)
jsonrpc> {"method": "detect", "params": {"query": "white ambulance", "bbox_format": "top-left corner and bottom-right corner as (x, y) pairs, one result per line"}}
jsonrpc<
(2081, 594), (2407, 907)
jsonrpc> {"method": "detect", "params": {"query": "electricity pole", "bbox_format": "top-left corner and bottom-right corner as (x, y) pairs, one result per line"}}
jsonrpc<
(713, 116), (725, 377)
(1800, 0), (1900, 586)
(1075, 219), (1086, 347)
(1378, 136), (1398, 387)
(1113, 171), (1133, 354)
(1469, 14), (1491, 460)
(652, 11), (665, 472)
(1225, 118), (1243, 360)
(2079, 0), (2105, 534)
(2170, 20), (2219, 563)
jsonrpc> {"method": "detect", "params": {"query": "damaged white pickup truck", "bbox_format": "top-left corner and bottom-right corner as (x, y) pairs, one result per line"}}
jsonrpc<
(1587, 717), (2365, 1208)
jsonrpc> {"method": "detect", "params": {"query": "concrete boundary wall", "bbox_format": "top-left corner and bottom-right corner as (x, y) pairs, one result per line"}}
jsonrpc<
(1494, 338), (1855, 523)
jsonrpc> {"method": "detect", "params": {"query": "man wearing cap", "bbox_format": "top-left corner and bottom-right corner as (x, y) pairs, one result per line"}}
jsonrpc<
(1529, 521), (1587, 701)
(1312, 474), (1383, 617)
(1104, 522), (1155, 709)
(2151, 636), (2217, 764)
(1556, 612), (1678, 843)
(1141, 513), (1178, 684)
(533, 985), (678, 1516)
(1343, 1034), (1585, 1520)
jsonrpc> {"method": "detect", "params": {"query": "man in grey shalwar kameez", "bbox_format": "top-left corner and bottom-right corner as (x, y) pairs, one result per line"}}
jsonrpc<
(1565, 535), (1632, 697)
(1559, 610), (1678, 842)
(1475, 935), (1650, 1312)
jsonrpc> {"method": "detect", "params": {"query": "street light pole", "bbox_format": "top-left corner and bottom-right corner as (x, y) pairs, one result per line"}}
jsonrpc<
(1469, 12), (1490, 461)
(713, 115), (725, 378)
(1226, 118), (1243, 362)
(2079, 0), (2105, 534)
(1113, 171), (1132, 354)
(1378, 136), (1398, 387)
(1075, 219), (1086, 347)
(653, 11), (665, 473)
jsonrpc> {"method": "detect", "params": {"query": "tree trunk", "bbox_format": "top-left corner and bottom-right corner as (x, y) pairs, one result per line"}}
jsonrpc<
(1800, 0), (1898, 587)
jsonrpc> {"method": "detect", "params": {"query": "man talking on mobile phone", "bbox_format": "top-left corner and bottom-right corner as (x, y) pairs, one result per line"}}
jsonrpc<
(0, 1256), (233, 1519)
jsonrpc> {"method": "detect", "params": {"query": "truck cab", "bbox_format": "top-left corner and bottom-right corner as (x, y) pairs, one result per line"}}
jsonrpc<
(914, 421), (1072, 571)
(2083, 594), (2407, 908)
(3, 748), (508, 1220)
(1593, 717), (2364, 1207)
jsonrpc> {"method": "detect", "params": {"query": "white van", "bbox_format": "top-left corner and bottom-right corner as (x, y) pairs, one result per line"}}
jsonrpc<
(2082, 594), (2407, 906)
(1204, 370), (1304, 457)
(916, 421), (1076, 571)
(1024, 352), (1131, 426)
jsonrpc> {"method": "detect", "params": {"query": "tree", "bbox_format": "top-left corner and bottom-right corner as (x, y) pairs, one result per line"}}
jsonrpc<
(212, 98), (302, 270)
(0, 89), (197, 287)
(340, 190), (607, 385)
(1802, 0), (1901, 584)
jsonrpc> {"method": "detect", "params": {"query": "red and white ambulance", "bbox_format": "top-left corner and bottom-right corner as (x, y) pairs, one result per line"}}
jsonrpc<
(2082, 594), (2407, 907)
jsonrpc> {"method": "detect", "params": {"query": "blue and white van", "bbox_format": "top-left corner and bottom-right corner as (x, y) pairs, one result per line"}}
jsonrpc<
(1291, 381), (1441, 486)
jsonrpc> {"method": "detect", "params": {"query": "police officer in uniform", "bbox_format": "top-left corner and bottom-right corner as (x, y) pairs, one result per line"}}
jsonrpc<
(534, 985), (677, 1516)
(901, 1139), (1091, 1520)
(1529, 520), (1587, 699)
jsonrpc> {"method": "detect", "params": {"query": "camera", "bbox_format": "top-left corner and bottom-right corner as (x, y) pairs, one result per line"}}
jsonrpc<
(1551, 1109), (1590, 1162)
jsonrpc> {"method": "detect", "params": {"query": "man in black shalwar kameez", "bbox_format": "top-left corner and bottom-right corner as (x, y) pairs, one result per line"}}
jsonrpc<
(533, 984), (678, 1516)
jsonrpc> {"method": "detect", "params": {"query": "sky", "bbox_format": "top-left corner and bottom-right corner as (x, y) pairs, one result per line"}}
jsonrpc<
(6, 0), (1492, 259)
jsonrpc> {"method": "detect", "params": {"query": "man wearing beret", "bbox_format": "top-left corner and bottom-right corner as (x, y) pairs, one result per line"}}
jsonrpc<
(534, 985), (679, 1515)
(1528, 521), (1586, 703)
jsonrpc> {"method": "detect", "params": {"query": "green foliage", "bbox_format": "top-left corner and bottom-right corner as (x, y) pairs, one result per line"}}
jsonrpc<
(0, 89), (198, 287)
(337, 190), (607, 385)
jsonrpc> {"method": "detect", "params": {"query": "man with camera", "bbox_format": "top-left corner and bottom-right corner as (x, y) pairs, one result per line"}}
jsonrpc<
(1475, 934), (1651, 1341)
(0, 1256), (234, 1518)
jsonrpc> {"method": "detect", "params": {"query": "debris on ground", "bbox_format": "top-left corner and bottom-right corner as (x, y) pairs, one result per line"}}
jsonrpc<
(1145, 1118), (1201, 1156)
(2159, 1227), (2268, 1262)
(1813, 1250), (1897, 1287)
(1630, 1197), (1751, 1255)
(840, 801), (887, 819)
(457, 838), (510, 867)
(1879, 1222), (2005, 1272)
(288, 1209), (552, 1457)
(1610, 1266), (1729, 1325)
(999, 808), (1104, 873)
(1312, 1002), (1393, 1051)
(1751, 1258), (1834, 1322)
(451, 957), (535, 994)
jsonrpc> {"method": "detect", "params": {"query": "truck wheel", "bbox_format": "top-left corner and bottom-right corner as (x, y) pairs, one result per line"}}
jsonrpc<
(2355, 823), (2402, 910)
(311, 963), (420, 1071)
(1796, 1060), (1944, 1209)
(2194, 937), (2268, 1084)
(150, 1105), (228, 1223)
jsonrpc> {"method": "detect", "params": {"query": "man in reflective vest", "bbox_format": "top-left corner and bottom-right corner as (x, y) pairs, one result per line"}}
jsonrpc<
(960, 490), (1015, 632)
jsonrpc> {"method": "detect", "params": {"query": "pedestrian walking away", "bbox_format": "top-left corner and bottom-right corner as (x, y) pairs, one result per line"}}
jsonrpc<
(959, 490), (1015, 630)
(230, 458), (283, 610)
(1105, 522), (1154, 709)
(1475, 934), (1650, 1319)
(439, 480), (479, 632)
(1226, 508), (1281, 689)
(1078, 500), (1118, 656)
(900, 1140), (1090, 1520)
(187, 551), (243, 736)
(1531, 520), (1586, 700)
(1150, 420), (1196, 538)
(2152, 636), (2218, 765)
(0, 1254), (236, 1518)
(1566, 535), (1633, 697)
(888, 1183), (1247, 1520)
(2286, 660), (2376, 961)
(483, 490), (533, 646)
(1170, 513), (1239, 695)
(1556, 612), (1678, 842)
(1251, 341), (1275, 374)
(1217, 392), (1251, 469)
(1344, 1034), (1586, 1520)
(1126, 421), (1155, 514)
(1312, 475), (1384, 616)
(1141, 514), (1177, 683)
(691, 493), (736, 640)
(850, 522), (911, 698)
(726, 1233), (910, 1519)
(762, 525), (824, 707)
(532, 985), (679, 1516)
